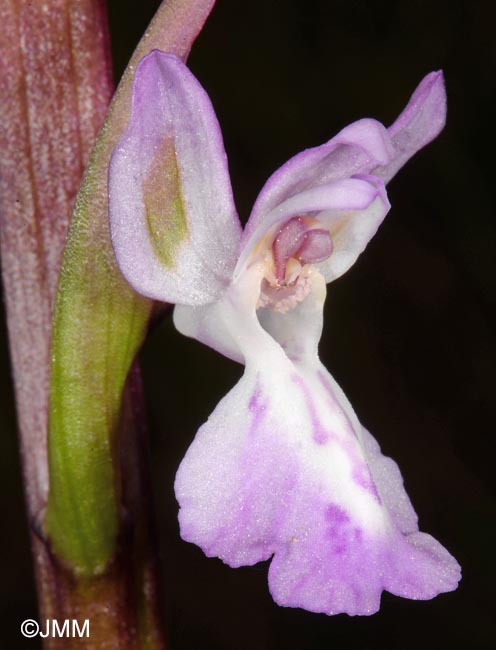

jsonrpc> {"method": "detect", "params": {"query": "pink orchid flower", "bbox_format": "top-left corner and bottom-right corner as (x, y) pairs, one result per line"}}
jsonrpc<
(109, 51), (460, 616)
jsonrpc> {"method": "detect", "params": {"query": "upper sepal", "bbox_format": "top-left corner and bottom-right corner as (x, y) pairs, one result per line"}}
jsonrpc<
(174, 279), (460, 615)
(175, 352), (461, 615)
(244, 71), (446, 246)
(244, 118), (394, 243)
(109, 51), (242, 306)
(374, 71), (447, 182)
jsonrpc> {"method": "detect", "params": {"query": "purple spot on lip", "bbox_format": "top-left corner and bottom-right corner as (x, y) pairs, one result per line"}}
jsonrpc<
(325, 505), (351, 556)
(313, 428), (329, 445)
(333, 543), (347, 555)
(248, 382), (261, 411)
(247, 377), (269, 437)
(326, 504), (350, 524)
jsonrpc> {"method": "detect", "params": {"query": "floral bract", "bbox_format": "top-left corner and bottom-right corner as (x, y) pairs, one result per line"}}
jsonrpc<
(109, 51), (460, 615)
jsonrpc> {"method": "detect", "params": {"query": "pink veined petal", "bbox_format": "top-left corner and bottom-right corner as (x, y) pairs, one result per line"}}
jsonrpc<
(244, 118), (394, 243)
(174, 277), (460, 616)
(235, 176), (390, 286)
(259, 292), (426, 535)
(175, 355), (461, 616)
(244, 71), (446, 246)
(109, 51), (242, 306)
(268, 363), (461, 615)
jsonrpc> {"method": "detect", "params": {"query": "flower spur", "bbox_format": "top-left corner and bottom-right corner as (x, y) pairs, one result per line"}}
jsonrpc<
(109, 51), (460, 615)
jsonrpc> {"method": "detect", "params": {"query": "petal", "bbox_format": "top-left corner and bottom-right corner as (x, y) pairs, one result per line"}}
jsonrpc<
(175, 284), (460, 615)
(244, 118), (393, 243)
(373, 71), (447, 183)
(175, 355), (460, 615)
(244, 71), (445, 244)
(236, 176), (390, 285)
(316, 175), (390, 283)
(109, 51), (241, 306)
(258, 293), (425, 538)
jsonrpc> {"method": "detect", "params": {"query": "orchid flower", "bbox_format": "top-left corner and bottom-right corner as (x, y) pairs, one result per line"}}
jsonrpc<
(109, 50), (460, 616)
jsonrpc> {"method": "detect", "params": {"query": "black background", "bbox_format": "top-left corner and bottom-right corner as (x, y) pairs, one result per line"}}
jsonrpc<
(1, 0), (495, 648)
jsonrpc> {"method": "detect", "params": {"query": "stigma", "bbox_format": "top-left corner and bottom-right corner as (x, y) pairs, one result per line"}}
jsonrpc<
(256, 216), (333, 313)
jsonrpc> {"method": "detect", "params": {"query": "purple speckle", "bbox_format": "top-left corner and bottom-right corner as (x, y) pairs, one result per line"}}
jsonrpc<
(248, 381), (261, 412)
(354, 527), (363, 542)
(352, 463), (382, 503)
(325, 505), (351, 556)
(247, 378), (269, 437)
(313, 427), (329, 445)
(326, 504), (350, 524)
(292, 373), (330, 444)
(333, 543), (347, 555)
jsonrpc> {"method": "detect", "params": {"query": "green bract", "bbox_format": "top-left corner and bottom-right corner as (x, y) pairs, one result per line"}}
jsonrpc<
(44, 0), (216, 576)
(44, 135), (152, 575)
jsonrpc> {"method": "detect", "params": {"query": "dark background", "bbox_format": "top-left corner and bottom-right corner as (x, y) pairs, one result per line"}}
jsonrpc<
(1, 0), (495, 648)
